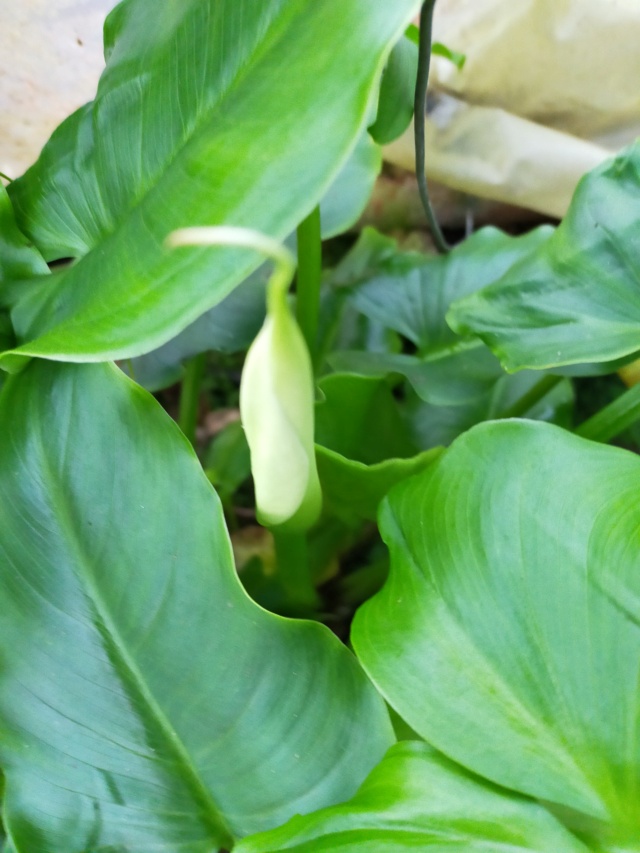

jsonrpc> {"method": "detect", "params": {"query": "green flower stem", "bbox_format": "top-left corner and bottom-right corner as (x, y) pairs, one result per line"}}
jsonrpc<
(168, 227), (320, 601)
(272, 527), (320, 613)
(178, 352), (207, 447)
(415, 0), (450, 254)
(296, 206), (322, 366)
(498, 375), (563, 420)
(576, 381), (640, 443)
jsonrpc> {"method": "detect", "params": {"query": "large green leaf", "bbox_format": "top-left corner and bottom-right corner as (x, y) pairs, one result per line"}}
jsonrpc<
(2, 0), (418, 372)
(235, 742), (588, 852)
(448, 143), (640, 371)
(0, 361), (393, 852)
(353, 421), (640, 848)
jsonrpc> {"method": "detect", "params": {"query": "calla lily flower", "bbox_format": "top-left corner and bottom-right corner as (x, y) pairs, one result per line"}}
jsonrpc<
(240, 285), (321, 530)
(167, 226), (321, 531)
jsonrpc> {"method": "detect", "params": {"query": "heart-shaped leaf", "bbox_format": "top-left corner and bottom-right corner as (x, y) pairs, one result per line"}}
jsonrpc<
(0, 361), (392, 851)
(2, 0), (419, 371)
(353, 421), (640, 848)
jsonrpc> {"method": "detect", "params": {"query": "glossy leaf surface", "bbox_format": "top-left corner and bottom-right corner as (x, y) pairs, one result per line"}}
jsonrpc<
(3, 0), (419, 370)
(0, 361), (392, 852)
(449, 143), (640, 370)
(353, 421), (640, 847)
(235, 742), (587, 852)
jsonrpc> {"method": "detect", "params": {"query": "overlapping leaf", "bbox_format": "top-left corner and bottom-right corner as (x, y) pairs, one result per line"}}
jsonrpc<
(235, 743), (588, 852)
(125, 273), (266, 391)
(328, 227), (575, 442)
(449, 142), (640, 371)
(0, 186), (48, 294)
(0, 187), (50, 387)
(2, 0), (419, 371)
(124, 132), (382, 392)
(337, 226), (553, 352)
(0, 361), (393, 852)
(314, 373), (440, 521)
(353, 421), (640, 849)
(328, 227), (551, 406)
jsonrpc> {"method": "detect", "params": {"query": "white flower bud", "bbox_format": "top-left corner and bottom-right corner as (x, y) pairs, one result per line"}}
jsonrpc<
(240, 288), (321, 530)
(167, 226), (321, 531)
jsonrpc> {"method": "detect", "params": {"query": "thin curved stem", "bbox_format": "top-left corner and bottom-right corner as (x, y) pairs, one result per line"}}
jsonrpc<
(167, 226), (297, 309)
(414, 0), (450, 253)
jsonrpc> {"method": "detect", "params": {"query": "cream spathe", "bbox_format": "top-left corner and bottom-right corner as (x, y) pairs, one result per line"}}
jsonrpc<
(167, 226), (321, 531)
(240, 288), (321, 530)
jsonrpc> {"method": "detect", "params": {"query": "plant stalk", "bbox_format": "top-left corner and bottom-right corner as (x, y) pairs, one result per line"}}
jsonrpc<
(576, 382), (640, 443)
(498, 375), (563, 420)
(178, 352), (207, 447)
(272, 528), (320, 613)
(296, 205), (322, 365)
(415, 0), (450, 253)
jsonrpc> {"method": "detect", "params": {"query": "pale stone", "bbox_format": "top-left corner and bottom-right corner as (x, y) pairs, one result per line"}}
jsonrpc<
(0, 0), (116, 179)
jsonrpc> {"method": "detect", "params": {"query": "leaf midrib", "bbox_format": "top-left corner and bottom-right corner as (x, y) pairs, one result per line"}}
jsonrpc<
(375, 502), (602, 812)
(86, 0), (309, 253)
(35, 419), (234, 847)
